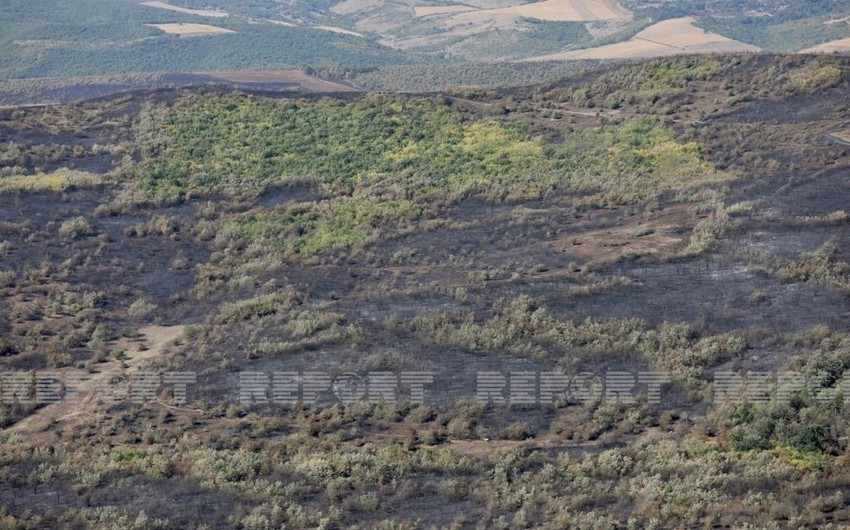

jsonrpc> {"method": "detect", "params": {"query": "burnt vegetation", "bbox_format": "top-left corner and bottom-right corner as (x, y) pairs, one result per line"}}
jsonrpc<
(2, 54), (850, 528)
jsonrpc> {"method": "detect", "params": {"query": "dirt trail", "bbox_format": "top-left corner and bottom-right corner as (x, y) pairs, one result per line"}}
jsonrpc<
(8, 325), (185, 437)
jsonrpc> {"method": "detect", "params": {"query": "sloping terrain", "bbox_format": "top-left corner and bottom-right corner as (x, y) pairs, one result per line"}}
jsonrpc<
(448, 0), (630, 22)
(8, 325), (185, 438)
(3, 55), (850, 528)
(803, 37), (850, 54)
(4, 0), (850, 78)
(0, 70), (361, 106)
(626, 0), (850, 52)
(527, 17), (760, 60)
(0, 0), (417, 80)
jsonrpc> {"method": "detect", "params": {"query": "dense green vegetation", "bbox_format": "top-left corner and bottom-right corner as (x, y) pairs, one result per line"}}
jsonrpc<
(138, 95), (728, 202)
(130, 93), (732, 261)
(141, 93), (713, 203)
(315, 61), (593, 92)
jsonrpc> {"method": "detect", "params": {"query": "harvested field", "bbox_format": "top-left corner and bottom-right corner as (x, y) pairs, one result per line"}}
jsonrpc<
(801, 38), (850, 54)
(140, 1), (228, 18)
(414, 5), (477, 17)
(527, 17), (759, 60)
(331, 0), (385, 15)
(147, 23), (236, 37)
(452, 0), (631, 23)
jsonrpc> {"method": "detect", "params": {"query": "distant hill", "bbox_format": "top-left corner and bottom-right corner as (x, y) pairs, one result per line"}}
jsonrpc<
(3, 0), (850, 79)
(0, 0), (421, 80)
(625, 0), (850, 52)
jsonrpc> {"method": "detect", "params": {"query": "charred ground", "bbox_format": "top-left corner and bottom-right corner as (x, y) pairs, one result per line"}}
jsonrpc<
(2, 54), (850, 528)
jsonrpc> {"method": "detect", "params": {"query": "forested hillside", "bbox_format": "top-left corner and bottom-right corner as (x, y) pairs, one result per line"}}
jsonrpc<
(0, 0), (420, 80)
(627, 0), (850, 50)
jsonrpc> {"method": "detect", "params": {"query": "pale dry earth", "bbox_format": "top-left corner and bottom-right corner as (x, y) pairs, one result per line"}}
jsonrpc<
(414, 5), (477, 16)
(526, 17), (760, 61)
(140, 1), (228, 17)
(802, 38), (850, 54)
(8, 325), (185, 439)
(449, 0), (630, 23)
(147, 23), (236, 37)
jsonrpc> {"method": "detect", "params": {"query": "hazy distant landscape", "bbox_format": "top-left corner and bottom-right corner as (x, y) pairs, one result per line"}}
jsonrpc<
(4, 0), (850, 83)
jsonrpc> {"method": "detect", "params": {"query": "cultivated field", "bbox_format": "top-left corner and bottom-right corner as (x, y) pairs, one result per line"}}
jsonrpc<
(331, 0), (384, 15)
(140, 1), (228, 17)
(414, 5), (477, 17)
(528, 17), (759, 60)
(147, 23), (236, 37)
(802, 38), (850, 54)
(328, 0), (634, 59)
(451, 0), (631, 22)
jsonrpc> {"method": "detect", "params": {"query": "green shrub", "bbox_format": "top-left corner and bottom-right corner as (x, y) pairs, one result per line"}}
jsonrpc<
(58, 216), (93, 240)
(128, 298), (157, 320)
(500, 423), (532, 441)
(0, 270), (15, 288)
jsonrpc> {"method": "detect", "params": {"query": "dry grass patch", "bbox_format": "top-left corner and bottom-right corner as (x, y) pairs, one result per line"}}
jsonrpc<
(801, 38), (850, 54)
(147, 23), (235, 37)
(140, 1), (228, 18)
(0, 169), (100, 193)
(414, 5), (477, 17)
(331, 0), (386, 15)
